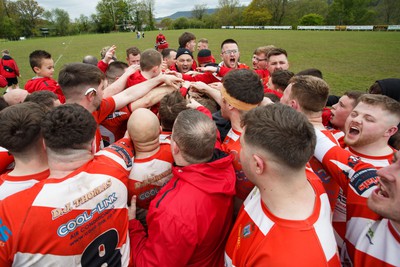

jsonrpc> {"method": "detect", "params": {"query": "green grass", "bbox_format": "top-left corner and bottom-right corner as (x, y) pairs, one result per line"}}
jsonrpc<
(2, 29), (400, 95)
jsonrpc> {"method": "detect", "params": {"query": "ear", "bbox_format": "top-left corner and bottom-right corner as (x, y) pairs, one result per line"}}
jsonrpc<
(33, 66), (41, 74)
(385, 125), (398, 137)
(253, 154), (265, 175)
(290, 99), (299, 110)
(172, 141), (180, 155)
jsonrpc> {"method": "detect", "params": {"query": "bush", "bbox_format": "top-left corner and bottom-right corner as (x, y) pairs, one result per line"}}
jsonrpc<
(298, 13), (324, 25)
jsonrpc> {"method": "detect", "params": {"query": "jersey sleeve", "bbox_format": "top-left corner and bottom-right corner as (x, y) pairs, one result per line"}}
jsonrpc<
(314, 129), (379, 196)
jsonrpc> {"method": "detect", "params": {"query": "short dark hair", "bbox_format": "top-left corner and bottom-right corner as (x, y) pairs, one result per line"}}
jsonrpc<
(296, 68), (323, 79)
(29, 50), (51, 71)
(41, 104), (97, 151)
(126, 46), (141, 57)
(289, 75), (329, 113)
(172, 109), (216, 164)
(159, 91), (187, 131)
(222, 69), (264, 105)
(243, 104), (316, 170)
(0, 97), (9, 111)
(58, 63), (105, 100)
(178, 32), (196, 48)
(0, 102), (45, 153)
(267, 48), (288, 60)
(106, 61), (128, 83)
(140, 49), (162, 71)
(24, 90), (59, 111)
(161, 48), (176, 59)
(220, 39), (238, 49)
(271, 70), (294, 91)
(343, 91), (364, 107)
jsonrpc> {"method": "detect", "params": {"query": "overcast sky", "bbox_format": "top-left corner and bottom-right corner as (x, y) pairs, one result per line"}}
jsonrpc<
(36, 0), (250, 20)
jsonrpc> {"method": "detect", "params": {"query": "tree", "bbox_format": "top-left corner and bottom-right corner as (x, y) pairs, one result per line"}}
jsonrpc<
(159, 17), (173, 29)
(326, 0), (374, 25)
(242, 0), (272, 25)
(215, 0), (242, 26)
(265, 0), (289, 25)
(298, 13), (324, 25)
(142, 0), (155, 30)
(43, 8), (71, 36)
(284, 0), (328, 25)
(11, 0), (44, 37)
(377, 0), (400, 24)
(173, 17), (189, 29)
(192, 4), (207, 20)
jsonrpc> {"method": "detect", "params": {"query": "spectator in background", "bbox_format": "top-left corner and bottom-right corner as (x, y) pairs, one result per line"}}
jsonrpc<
(24, 50), (65, 103)
(0, 49), (20, 91)
(155, 33), (169, 53)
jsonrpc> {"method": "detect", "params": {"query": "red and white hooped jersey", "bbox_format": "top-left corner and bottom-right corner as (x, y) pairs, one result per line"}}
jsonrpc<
(0, 169), (49, 200)
(128, 144), (174, 209)
(222, 128), (254, 201)
(0, 139), (134, 266)
(331, 146), (395, 249)
(314, 129), (400, 266)
(224, 174), (340, 267)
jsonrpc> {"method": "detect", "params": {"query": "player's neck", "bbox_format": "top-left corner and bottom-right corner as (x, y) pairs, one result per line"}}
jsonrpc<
(259, 171), (315, 220)
(230, 112), (243, 133)
(47, 149), (93, 178)
(350, 141), (393, 157)
(134, 141), (160, 159)
(306, 112), (325, 130)
(9, 153), (48, 176)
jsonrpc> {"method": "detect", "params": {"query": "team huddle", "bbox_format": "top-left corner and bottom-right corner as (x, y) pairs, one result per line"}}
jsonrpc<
(0, 31), (399, 267)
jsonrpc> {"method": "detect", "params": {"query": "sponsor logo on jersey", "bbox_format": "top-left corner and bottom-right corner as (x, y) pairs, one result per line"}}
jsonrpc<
(0, 219), (12, 242)
(109, 143), (133, 168)
(52, 179), (112, 220)
(243, 224), (252, 238)
(57, 193), (118, 237)
(350, 168), (379, 195)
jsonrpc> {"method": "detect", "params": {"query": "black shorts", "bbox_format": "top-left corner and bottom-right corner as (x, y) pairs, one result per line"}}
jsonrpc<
(6, 77), (18, 86)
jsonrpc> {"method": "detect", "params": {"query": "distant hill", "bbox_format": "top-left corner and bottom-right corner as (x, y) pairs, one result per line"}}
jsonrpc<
(156, 8), (217, 21)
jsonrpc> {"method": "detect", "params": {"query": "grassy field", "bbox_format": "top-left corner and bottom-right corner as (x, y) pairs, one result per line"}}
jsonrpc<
(1, 29), (399, 95)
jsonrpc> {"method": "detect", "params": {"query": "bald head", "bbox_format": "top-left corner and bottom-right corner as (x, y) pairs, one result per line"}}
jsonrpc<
(3, 89), (29, 105)
(128, 108), (160, 143)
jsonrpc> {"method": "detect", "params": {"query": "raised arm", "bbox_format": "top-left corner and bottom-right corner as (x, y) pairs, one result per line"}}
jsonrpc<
(112, 74), (183, 111)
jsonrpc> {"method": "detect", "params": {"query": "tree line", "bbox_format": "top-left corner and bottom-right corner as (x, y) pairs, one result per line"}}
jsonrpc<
(0, 0), (399, 39)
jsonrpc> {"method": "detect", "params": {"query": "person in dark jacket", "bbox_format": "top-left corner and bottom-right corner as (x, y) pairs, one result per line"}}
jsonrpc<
(0, 49), (20, 91)
(128, 108), (236, 267)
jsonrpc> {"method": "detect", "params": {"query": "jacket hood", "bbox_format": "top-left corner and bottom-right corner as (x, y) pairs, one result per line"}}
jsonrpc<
(377, 78), (400, 101)
(172, 149), (236, 196)
(2, 55), (12, 60)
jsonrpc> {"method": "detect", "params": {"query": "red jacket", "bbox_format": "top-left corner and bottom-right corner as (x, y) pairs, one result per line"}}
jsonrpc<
(25, 77), (65, 103)
(129, 150), (236, 267)
(1, 55), (20, 79)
